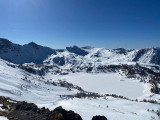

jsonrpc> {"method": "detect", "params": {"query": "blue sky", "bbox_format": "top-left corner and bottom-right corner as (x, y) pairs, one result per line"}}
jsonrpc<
(0, 0), (159, 49)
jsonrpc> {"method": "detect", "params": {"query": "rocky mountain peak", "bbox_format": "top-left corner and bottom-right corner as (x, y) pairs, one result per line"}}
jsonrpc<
(66, 45), (89, 56)
(28, 41), (37, 45)
(0, 38), (13, 48)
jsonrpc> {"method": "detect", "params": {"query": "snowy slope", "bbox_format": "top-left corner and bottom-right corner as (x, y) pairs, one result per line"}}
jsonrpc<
(0, 58), (158, 120)
(0, 38), (54, 64)
(44, 47), (135, 68)
(43, 46), (160, 73)
(54, 97), (160, 120)
(0, 40), (160, 120)
(0, 116), (8, 120)
(0, 58), (78, 104)
(133, 48), (157, 64)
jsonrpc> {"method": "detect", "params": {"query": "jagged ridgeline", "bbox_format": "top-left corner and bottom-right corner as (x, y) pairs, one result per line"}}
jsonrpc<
(0, 38), (160, 65)
(0, 38), (55, 64)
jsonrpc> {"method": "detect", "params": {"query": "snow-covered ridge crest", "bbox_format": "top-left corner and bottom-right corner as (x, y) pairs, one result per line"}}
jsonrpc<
(44, 47), (160, 71)
(0, 38), (160, 66)
(0, 38), (55, 64)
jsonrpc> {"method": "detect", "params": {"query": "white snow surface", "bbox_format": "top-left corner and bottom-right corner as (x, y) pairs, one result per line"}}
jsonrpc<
(0, 58), (77, 104)
(44, 48), (136, 68)
(45, 72), (160, 101)
(46, 73), (144, 99)
(53, 97), (160, 120)
(0, 58), (159, 120)
(0, 116), (8, 120)
(42, 47), (160, 75)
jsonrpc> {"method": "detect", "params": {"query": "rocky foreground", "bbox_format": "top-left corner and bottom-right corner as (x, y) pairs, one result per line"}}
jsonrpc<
(0, 96), (107, 120)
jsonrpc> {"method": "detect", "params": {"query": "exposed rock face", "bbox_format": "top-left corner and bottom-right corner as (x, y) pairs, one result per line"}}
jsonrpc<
(0, 38), (13, 49)
(0, 96), (83, 120)
(132, 47), (160, 65)
(53, 56), (65, 66)
(49, 106), (82, 120)
(113, 48), (129, 55)
(132, 49), (148, 62)
(66, 46), (88, 56)
(0, 96), (109, 120)
(150, 48), (160, 65)
(92, 115), (108, 120)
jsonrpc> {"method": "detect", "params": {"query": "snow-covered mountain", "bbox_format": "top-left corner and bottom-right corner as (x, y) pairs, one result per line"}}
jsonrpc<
(0, 38), (160, 66)
(37, 45), (160, 76)
(0, 55), (159, 120)
(0, 39), (160, 120)
(0, 38), (55, 64)
(49, 46), (160, 67)
(133, 47), (160, 65)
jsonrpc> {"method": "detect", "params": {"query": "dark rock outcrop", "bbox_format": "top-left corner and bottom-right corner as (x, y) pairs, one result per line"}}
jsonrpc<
(49, 106), (82, 120)
(66, 46), (88, 56)
(92, 115), (108, 120)
(0, 96), (83, 120)
(133, 47), (160, 65)
(113, 48), (130, 55)
(53, 56), (65, 66)
(0, 38), (13, 49)
(150, 48), (160, 65)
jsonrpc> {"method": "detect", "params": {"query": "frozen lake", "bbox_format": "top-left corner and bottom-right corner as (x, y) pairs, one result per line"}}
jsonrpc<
(57, 73), (144, 99)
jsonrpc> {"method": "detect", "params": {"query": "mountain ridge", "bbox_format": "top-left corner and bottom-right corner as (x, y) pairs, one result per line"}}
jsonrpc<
(0, 38), (160, 120)
(0, 38), (160, 66)
(0, 38), (55, 64)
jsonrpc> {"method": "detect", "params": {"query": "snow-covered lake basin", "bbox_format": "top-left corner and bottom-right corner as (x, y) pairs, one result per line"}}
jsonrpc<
(55, 73), (144, 99)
